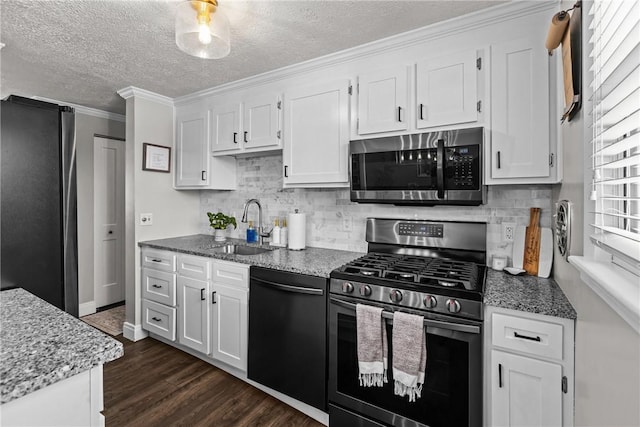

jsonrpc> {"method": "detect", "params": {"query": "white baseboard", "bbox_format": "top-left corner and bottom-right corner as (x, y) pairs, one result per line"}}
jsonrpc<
(122, 322), (148, 342)
(78, 301), (96, 317)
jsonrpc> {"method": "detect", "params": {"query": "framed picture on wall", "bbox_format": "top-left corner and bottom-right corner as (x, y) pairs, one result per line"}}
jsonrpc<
(142, 143), (171, 173)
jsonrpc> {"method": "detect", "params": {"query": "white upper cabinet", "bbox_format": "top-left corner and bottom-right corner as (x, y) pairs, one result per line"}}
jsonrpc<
(356, 65), (409, 135)
(489, 34), (556, 183)
(174, 107), (236, 190)
(211, 102), (242, 153)
(175, 110), (208, 187)
(416, 49), (481, 129)
(211, 94), (282, 155)
(283, 78), (350, 187)
(243, 93), (282, 151)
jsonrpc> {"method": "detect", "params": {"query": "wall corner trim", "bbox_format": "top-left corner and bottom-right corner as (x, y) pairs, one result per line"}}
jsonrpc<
(78, 301), (97, 317)
(117, 86), (174, 107)
(122, 322), (149, 342)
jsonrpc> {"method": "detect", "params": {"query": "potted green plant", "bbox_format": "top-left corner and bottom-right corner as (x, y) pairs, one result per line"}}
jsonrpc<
(207, 211), (237, 242)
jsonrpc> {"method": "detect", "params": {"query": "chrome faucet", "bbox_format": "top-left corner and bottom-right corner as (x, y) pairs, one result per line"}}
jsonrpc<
(241, 198), (270, 245)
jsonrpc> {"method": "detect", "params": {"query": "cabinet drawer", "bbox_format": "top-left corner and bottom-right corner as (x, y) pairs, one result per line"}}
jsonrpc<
(142, 268), (176, 306)
(212, 260), (249, 289)
(492, 313), (564, 360)
(178, 255), (211, 281)
(142, 299), (176, 341)
(142, 249), (176, 272)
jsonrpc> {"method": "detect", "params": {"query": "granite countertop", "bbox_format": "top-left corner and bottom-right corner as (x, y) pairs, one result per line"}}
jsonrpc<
(0, 288), (124, 404)
(484, 269), (577, 319)
(139, 234), (576, 319)
(139, 234), (365, 278)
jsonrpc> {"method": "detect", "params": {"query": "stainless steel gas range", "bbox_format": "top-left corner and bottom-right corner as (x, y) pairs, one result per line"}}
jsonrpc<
(328, 218), (487, 427)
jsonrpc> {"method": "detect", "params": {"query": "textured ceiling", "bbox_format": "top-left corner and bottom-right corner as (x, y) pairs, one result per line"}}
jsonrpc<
(0, 0), (507, 115)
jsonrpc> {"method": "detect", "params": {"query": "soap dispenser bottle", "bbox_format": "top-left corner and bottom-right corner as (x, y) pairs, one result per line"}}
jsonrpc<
(271, 218), (281, 246)
(246, 221), (258, 243)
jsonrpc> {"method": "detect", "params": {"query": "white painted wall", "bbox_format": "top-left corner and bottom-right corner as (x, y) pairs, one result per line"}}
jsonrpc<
(75, 113), (125, 311)
(551, 7), (640, 420)
(120, 93), (200, 335)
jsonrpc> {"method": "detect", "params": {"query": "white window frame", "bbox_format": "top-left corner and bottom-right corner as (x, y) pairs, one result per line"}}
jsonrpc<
(569, 0), (640, 335)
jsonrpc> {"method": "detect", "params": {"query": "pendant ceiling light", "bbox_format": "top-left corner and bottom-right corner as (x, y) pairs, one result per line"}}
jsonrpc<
(175, 0), (230, 59)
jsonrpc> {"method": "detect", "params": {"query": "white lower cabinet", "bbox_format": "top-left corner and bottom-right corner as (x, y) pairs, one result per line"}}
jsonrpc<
(485, 306), (574, 427)
(209, 260), (250, 372)
(141, 250), (250, 373)
(177, 276), (210, 354)
(210, 283), (248, 371)
(491, 350), (562, 427)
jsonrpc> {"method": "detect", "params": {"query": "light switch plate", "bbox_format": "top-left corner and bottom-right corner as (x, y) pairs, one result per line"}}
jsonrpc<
(140, 213), (153, 226)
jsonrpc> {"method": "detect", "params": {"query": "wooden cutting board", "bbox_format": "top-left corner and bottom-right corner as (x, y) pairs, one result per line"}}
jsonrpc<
(523, 208), (541, 276)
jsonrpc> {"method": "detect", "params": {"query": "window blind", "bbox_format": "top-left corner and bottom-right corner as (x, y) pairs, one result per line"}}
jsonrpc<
(589, 0), (640, 265)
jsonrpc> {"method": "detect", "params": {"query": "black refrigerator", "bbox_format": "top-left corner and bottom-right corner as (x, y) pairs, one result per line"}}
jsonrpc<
(1, 95), (78, 316)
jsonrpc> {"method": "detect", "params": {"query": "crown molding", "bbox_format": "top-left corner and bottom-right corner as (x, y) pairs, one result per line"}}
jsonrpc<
(175, 1), (557, 106)
(117, 86), (174, 106)
(31, 96), (125, 122)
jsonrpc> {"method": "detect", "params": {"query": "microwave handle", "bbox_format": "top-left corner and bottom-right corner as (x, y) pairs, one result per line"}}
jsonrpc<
(437, 139), (445, 199)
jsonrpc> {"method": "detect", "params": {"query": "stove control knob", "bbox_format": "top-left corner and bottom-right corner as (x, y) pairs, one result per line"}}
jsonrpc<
(423, 295), (437, 309)
(359, 285), (372, 297)
(390, 289), (403, 303)
(446, 299), (461, 313)
(342, 282), (354, 293)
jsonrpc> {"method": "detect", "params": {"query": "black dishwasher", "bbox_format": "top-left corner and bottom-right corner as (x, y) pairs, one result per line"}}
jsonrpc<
(248, 266), (327, 411)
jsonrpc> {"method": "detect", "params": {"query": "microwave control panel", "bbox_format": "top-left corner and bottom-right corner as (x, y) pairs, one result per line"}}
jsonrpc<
(398, 222), (444, 238)
(446, 145), (480, 189)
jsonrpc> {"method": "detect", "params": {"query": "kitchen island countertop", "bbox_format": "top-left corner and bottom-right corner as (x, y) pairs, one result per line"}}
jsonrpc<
(0, 288), (124, 404)
(139, 234), (365, 278)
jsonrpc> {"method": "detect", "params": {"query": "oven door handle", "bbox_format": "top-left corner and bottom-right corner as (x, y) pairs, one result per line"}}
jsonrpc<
(330, 297), (481, 335)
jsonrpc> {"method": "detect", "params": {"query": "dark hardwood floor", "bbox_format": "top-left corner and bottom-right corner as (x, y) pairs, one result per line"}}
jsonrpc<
(103, 335), (324, 427)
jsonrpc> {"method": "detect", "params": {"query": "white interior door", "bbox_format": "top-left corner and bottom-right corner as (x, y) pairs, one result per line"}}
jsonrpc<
(94, 136), (125, 309)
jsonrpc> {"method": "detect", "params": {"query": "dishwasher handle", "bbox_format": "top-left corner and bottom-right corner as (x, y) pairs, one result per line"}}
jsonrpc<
(251, 277), (324, 296)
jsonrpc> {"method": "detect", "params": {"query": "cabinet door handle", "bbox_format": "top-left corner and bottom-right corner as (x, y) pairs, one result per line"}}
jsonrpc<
(151, 317), (161, 322)
(419, 103), (424, 120)
(244, 131), (248, 143)
(514, 331), (541, 342)
(211, 291), (217, 304)
(201, 170), (206, 181)
(233, 132), (238, 144)
(200, 288), (206, 301)
(151, 259), (162, 263)
(152, 284), (162, 289)
(498, 363), (503, 388)
(284, 165), (288, 178)
(497, 151), (501, 169)
(397, 106), (402, 122)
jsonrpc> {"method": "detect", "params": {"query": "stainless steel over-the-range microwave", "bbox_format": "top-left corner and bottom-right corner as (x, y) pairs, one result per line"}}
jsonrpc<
(350, 127), (485, 206)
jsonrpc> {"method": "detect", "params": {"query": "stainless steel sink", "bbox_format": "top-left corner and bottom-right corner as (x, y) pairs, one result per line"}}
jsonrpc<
(209, 244), (272, 256)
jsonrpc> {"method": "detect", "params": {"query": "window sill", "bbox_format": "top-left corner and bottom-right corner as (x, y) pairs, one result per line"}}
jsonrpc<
(569, 256), (640, 335)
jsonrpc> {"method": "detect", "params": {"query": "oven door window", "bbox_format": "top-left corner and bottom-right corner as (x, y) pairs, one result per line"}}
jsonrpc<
(331, 307), (481, 427)
(351, 149), (437, 191)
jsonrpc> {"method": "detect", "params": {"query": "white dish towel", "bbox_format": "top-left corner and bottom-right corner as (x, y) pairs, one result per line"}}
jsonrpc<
(356, 304), (388, 387)
(392, 311), (427, 402)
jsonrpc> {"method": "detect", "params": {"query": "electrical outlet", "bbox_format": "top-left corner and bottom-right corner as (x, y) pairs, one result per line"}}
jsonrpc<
(502, 222), (516, 242)
(140, 213), (153, 226)
(343, 217), (352, 232)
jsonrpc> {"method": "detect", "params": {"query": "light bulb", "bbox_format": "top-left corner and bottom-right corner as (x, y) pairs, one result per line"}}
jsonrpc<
(198, 23), (212, 45)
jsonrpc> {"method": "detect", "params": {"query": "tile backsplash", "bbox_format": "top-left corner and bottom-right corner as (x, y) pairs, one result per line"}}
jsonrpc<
(200, 154), (553, 264)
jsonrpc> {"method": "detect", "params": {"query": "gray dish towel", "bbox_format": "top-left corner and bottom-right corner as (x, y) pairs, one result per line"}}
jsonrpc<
(392, 311), (426, 402)
(356, 304), (388, 387)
